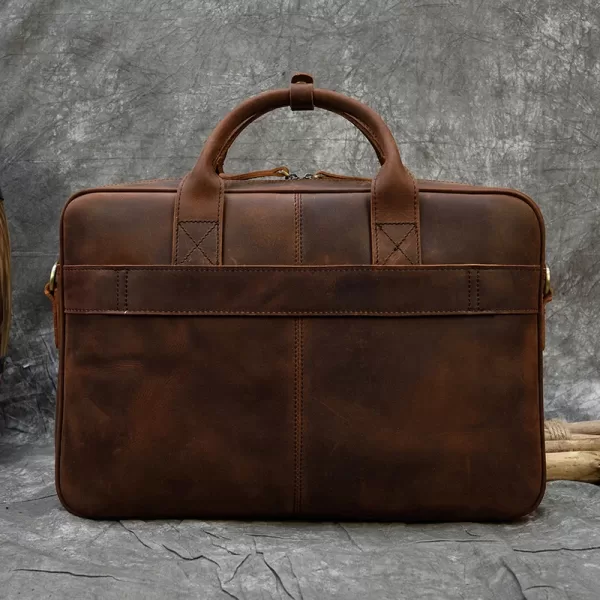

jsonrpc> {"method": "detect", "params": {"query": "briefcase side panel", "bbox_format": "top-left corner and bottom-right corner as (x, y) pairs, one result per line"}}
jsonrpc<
(59, 182), (544, 268)
(57, 314), (298, 519)
(300, 314), (543, 521)
(56, 180), (546, 520)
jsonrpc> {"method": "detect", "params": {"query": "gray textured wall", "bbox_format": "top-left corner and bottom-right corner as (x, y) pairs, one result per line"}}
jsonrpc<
(0, 0), (598, 443)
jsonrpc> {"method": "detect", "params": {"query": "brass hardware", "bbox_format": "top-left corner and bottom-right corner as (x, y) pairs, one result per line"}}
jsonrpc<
(274, 166), (290, 177)
(544, 266), (553, 298)
(48, 262), (58, 293)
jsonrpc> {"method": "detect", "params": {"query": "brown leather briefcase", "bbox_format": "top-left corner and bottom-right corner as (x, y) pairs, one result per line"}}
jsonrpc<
(48, 73), (551, 521)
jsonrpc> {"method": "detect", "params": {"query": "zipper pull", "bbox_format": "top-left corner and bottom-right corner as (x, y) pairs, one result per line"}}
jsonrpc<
(313, 170), (371, 181)
(220, 166), (291, 180)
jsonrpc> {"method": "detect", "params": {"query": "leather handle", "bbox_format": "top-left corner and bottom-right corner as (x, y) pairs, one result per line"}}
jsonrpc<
(214, 72), (386, 173)
(173, 74), (421, 267)
(214, 109), (386, 173)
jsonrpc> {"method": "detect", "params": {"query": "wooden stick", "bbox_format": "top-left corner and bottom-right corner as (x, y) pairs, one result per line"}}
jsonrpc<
(567, 421), (600, 436)
(544, 420), (600, 441)
(546, 438), (600, 453)
(546, 451), (600, 483)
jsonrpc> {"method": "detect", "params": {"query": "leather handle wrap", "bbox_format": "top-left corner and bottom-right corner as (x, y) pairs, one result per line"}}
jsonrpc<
(173, 73), (421, 267)
(290, 72), (314, 110)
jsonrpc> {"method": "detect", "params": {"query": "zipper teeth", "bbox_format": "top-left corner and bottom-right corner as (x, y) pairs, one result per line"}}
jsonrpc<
(227, 177), (370, 184)
(98, 175), (468, 187)
(227, 177), (468, 185)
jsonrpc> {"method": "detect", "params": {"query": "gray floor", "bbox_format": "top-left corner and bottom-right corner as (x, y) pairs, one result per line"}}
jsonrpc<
(1, 0), (600, 443)
(1, 444), (599, 600)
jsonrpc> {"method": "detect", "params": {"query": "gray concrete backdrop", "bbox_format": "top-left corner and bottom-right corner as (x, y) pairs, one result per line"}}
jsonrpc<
(0, 0), (599, 442)
(1, 2), (600, 599)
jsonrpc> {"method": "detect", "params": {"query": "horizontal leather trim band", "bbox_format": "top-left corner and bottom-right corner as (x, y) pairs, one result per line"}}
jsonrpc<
(62, 265), (541, 317)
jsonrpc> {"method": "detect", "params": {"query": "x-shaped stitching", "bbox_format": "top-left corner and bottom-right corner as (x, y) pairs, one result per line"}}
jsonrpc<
(179, 222), (218, 265)
(378, 224), (415, 265)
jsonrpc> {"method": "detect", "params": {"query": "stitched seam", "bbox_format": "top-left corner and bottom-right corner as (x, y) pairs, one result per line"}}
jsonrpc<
(395, 244), (414, 265)
(65, 308), (539, 315)
(174, 173), (187, 264)
(294, 193), (300, 264)
(378, 224), (415, 265)
(373, 176), (379, 264)
(124, 270), (128, 312)
(179, 222), (218, 265)
(297, 319), (303, 514)
(409, 168), (420, 263)
(299, 194), (304, 264)
(217, 176), (223, 264)
(293, 319), (298, 512)
(467, 270), (471, 311)
(116, 271), (120, 312)
(180, 227), (214, 265)
(64, 266), (541, 273)
(179, 219), (220, 223)
(179, 222), (217, 252)
(293, 192), (304, 514)
(377, 221), (414, 225)
(476, 268), (480, 311)
(179, 222), (217, 265)
(293, 318), (304, 513)
(379, 224), (414, 265)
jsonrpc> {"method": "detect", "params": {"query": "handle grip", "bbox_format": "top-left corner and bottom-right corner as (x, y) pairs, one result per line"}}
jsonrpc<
(173, 74), (421, 266)
(214, 73), (386, 172)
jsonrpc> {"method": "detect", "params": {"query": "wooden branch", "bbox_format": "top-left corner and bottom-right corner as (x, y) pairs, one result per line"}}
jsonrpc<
(546, 451), (600, 483)
(567, 421), (600, 436)
(546, 438), (600, 453)
(544, 420), (600, 441)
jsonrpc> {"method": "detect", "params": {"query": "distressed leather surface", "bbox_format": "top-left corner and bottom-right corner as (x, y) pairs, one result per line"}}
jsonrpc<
(55, 78), (547, 521)
(55, 175), (546, 521)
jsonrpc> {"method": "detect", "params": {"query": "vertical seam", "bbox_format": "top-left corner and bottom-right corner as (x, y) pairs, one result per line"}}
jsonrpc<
(293, 192), (304, 514)
(409, 168), (421, 263)
(124, 270), (129, 312)
(297, 319), (303, 513)
(116, 271), (120, 312)
(217, 176), (223, 265)
(293, 320), (298, 512)
(294, 193), (300, 264)
(373, 176), (379, 264)
(476, 268), (480, 311)
(467, 269), (471, 311)
(173, 173), (188, 265)
(293, 319), (303, 513)
(299, 192), (304, 264)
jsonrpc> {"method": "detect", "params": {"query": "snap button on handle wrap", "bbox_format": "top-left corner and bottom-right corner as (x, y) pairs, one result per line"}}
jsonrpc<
(290, 72), (314, 111)
(173, 74), (421, 267)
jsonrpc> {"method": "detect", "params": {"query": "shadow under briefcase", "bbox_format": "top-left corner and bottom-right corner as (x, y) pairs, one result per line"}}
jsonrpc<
(47, 73), (552, 521)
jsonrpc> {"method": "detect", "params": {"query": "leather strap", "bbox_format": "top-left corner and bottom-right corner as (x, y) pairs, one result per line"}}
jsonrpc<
(173, 73), (421, 266)
(62, 265), (540, 316)
(290, 72), (314, 111)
